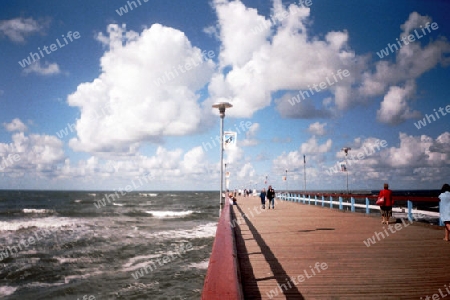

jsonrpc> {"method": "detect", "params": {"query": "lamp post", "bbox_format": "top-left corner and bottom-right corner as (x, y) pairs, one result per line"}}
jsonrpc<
(303, 155), (306, 193)
(342, 147), (351, 193)
(285, 169), (288, 195)
(212, 102), (233, 209)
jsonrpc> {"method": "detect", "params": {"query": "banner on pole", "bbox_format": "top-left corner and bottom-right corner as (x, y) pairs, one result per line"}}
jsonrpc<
(224, 131), (237, 150)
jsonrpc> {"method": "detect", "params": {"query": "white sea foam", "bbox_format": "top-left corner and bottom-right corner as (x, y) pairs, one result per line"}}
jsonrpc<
(139, 193), (158, 197)
(22, 209), (56, 214)
(145, 222), (217, 240)
(0, 286), (18, 296)
(63, 269), (104, 284)
(145, 210), (194, 218)
(74, 199), (82, 203)
(187, 260), (209, 269)
(113, 203), (124, 206)
(0, 217), (83, 231)
(121, 254), (162, 272)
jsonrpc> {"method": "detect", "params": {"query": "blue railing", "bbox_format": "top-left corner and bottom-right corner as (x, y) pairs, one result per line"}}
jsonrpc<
(277, 193), (442, 226)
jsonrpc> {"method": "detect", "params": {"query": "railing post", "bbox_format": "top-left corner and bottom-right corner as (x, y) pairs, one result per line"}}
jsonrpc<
(315, 195), (318, 206)
(308, 195), (311, 205)
(407, 200), (413, 222)
(322, 195), (325, 207)
(339, 196), (343, 210)
(366, 197), (370, 214)
(351, 197), (355, 212)
(330, 196), (333, 209)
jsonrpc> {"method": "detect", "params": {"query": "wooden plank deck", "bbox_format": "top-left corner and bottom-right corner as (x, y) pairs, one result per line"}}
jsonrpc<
(232, 195), (450, 299)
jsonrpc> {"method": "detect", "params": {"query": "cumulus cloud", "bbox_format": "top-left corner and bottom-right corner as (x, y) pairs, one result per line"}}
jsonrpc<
(300, 136), (332, 154)
(384, 132), (447, 168)
(240, 123), (259, 146)
(0, 132), (65, 175)
(23, 61), (61, 76)
(68, 24), (216, 153)
(0, 17), (50, 43)
(307, 122), (327, 136)
(376, 80), (421, 125)
(3, 118), (27, 132)
(359, 12), (450, 125)
(400, 12), (432, 37)
(207, 0), (360, 119)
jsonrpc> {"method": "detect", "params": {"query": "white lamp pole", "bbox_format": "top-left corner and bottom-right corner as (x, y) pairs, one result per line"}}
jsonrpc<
(342, 147), (351, 193)
(212, 102), (232, 208)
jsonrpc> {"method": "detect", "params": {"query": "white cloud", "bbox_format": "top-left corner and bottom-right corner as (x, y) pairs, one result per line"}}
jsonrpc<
(400, 12), (432, 37)
(23, 61), (61, 76)
(0, 132), (65, 175)
(0, 17), (49, 43)
(300, 136), (332, 154)
(307, 122), (327, 136)
(237, 162), (255, 178)
(3, 118), (27, 132)
(240, 123), (259, 146)
(207, 0), (361, 119)
(360, 12), (450, 101)
(68, 23), (216, 153)
(376, 80), (421, 125)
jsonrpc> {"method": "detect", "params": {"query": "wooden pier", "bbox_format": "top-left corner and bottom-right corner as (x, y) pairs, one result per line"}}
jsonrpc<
(230, 195), (449, 299)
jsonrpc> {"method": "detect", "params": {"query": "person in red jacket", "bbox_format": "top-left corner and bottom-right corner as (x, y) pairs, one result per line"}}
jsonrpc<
(378, 183), (394, 224)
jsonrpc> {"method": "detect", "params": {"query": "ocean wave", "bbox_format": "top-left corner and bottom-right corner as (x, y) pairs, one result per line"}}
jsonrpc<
(113, 203), (124, 207)
(22, 209), (56, 214)
(0, 217), (83, 231)
(145, 222), (217, 240)
(121, 254), (163, 272)
(139, 193), (158, 197)
(187, 260), (209, 269)
(145, 210), (194, 218)
(0, 286), (17, 297)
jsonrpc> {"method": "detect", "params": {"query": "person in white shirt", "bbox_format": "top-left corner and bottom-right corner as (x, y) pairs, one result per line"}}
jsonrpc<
(438, 184), (450, 241)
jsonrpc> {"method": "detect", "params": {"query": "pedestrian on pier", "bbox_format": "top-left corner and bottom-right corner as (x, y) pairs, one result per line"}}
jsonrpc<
(378, 183), (393, 224)
(438, 183), (450, 241)
(267, 185), (275, 209)
(260, 188), (266, 209)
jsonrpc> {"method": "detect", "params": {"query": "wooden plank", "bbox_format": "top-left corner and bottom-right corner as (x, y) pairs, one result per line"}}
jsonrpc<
(232, 196), (450, 299)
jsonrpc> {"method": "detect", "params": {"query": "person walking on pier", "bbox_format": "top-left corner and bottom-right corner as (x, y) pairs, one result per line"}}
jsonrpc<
(260, 188), (266, 209)
(378, 183), (393, 224)
(439, 183), (450, 241)
(267, 185), (275, 209)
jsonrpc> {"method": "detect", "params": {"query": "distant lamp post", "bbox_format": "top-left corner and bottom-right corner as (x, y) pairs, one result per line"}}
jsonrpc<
(212, 102), (233, 208)
(285, 169), (288, 195)
(342, 147), (351, 193)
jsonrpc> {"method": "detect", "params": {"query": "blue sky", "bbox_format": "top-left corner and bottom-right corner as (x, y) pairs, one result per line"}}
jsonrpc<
(0, 0), (449, 191)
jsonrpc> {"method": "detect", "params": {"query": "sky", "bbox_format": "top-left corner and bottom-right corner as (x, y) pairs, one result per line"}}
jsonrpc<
(0, 0), (449, 191)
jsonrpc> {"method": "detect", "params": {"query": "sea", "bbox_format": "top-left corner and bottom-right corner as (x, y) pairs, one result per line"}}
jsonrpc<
(0, 190), (219, 300)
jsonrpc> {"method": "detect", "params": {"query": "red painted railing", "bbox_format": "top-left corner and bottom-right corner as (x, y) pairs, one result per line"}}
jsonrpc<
(201, 199), (243, 300)
(302, 192), (439, 203)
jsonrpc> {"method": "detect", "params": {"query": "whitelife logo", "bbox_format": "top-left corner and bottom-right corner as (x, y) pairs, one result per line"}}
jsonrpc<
(18, 31), (81, 68)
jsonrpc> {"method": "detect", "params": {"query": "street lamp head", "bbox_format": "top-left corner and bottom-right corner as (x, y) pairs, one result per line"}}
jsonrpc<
(342, 147), (351, 155)
(212, 102), (233, 118)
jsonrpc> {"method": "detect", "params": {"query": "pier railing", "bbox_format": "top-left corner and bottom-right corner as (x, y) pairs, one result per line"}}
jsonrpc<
(277, 193), (442, 225)
(201, 199), (243, 300)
